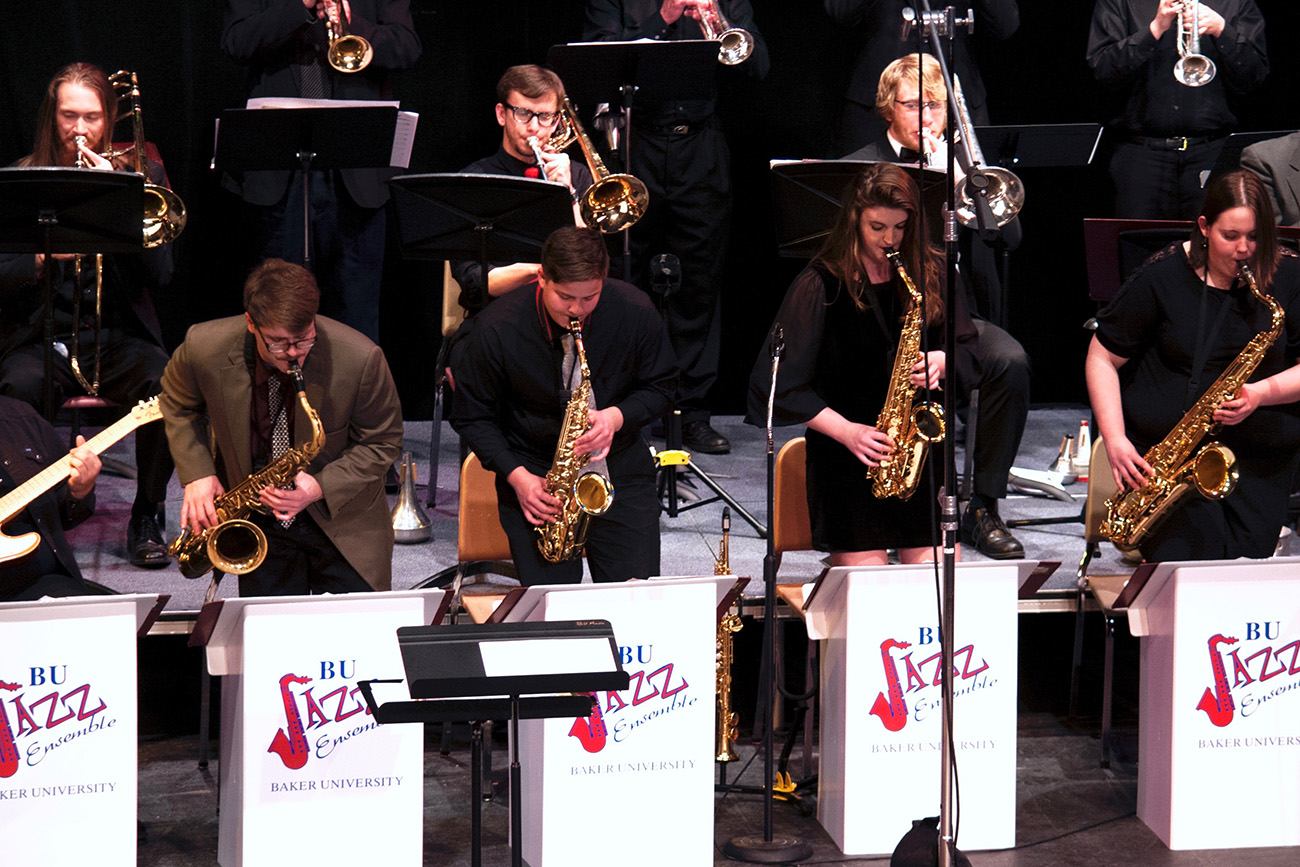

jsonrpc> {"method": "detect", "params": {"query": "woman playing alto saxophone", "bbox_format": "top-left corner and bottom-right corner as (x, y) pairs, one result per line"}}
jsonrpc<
(1086, 170), (1300, 562)
(746, 163), (978, 567)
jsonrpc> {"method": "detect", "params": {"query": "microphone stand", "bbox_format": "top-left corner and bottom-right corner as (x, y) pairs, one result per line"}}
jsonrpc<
(723, 325), (812, 864)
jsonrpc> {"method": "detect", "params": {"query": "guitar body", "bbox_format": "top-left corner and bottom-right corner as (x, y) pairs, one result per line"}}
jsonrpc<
(0, 530), (41, 565)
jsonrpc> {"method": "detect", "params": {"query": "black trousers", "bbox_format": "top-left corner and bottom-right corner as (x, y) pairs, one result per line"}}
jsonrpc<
(628, 122), (730, 422)
(495, 470), (660, 586)
(1110, 138), (1226, 221)
(968, 319), (1030, 502)
(236, 512), (371, 597)
(0, 328), (173, 511)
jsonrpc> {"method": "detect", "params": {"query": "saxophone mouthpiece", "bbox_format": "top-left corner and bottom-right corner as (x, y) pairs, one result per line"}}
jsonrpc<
(721, 505), (731, 533)
(286, 360), (305, 391)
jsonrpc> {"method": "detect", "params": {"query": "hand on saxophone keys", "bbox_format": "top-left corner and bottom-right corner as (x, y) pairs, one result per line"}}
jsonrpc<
(258, 471), (323, 521)
(572, 407), (623, 463)
(908, 350), (946, 391)
(1213, 382), (1264, 427)
(1102, 436), (1153, 493)
(182, 475), (227, 534)
(506, 467), (564, 526)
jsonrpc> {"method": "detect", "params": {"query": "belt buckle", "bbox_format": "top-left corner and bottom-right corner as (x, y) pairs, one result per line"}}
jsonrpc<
(670, 124), (690, 136)
(1176, 137), (1190, 152)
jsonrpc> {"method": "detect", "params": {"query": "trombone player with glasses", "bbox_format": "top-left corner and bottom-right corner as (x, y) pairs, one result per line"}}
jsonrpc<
(0, 62), (177, 569)
(1087, 0), (1268, 220)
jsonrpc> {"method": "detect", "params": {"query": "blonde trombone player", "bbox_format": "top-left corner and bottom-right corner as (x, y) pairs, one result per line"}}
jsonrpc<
(1, 63), (176, 568)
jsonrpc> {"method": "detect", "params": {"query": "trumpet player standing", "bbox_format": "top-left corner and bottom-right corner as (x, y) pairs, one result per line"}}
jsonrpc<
(0, 62), (176, 569)
(1087, 0), (1268, 220)
(161, 259), (403, 597)
(451, 228), (678, 586)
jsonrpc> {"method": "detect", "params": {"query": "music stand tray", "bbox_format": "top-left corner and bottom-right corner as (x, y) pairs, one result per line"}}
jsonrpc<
(359, 619), (629, 867)
(974, 123), (1104, 169)
(546, 40), (717, 112)
(213, 105), (400, 173)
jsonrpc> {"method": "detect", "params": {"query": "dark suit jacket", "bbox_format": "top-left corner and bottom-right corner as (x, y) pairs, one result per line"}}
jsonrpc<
(160, 315), (404, 589)
(221, 0), (421, 208)
(0, 396), (94, 593)
(1241, 132), (1300, 227)
(842, 136), (895, 163)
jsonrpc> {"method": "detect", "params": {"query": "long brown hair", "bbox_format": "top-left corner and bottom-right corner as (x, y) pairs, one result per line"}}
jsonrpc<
(1187, 169), (1279, 289)
(20, 63), (118, 168)
(815, 162), (945, 322)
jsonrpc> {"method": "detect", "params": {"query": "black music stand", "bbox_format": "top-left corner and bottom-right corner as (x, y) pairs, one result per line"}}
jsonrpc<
(387, 172), (574, 504)
(1210, 129), (1297, 179)
(975, 123), (1104, 170)
(213, 105), (399, 270)
(0, 167), (144, 419)
(548, 39), (718, 282)
(358, 619), (629, 867)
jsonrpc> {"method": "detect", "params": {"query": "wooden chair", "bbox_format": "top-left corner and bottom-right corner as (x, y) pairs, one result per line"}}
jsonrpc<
(427, 261), (470, 506)
(1068, 437), (1131, 767)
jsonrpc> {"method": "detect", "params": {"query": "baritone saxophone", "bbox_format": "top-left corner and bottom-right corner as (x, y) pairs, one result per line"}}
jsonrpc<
(536, 319), (615, 562)
(867, 250), (946, 500)
(1100, 260), (1283, 552)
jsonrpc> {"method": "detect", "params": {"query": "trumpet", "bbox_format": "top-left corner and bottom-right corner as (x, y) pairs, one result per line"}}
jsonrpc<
(109, 71), (187, 248)
(323, 0), (373, 73)
(1174, 0), (1216, 87)
(697, 0), (754, 66)
(545, 100), (649, 235)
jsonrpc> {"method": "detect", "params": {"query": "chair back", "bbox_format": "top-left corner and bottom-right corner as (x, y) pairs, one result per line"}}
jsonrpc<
(442, 261), (468, 338)
(773, 437), (813, 555)
(1083, 437), (1117, 544)
(457, 453), (511, 562)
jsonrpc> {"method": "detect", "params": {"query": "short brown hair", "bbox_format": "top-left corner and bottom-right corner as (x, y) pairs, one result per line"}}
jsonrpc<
(1189, 169), (1281, 288)
(876, 54), (945, 124)
(496, 64), (565, 105)
(243, 259), (320, 332)
(541, 227), (609, 283)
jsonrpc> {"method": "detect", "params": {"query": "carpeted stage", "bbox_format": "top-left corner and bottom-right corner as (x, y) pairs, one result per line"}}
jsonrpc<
(49, 407), (1300, 865)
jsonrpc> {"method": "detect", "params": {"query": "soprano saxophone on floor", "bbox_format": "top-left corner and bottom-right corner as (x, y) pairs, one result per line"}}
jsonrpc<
(170, 362), (326, 578)
(714, 507), (742, 763)
(536, 319), (615, 562)
(1100, 261), (1283, 552)
(866, 250), (946, 500)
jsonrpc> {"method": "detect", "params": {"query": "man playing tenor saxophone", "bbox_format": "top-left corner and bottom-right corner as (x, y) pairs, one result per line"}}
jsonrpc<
(161, 258), (404, 596)
(452, 227), (678, 585)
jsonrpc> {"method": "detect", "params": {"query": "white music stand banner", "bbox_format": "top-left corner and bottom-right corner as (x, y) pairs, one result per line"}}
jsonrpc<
(193, 589), (447, 867)
(805, 562), (1032, 855)
(1126, 557), (1300, 850)
(493, 575), (735, 867)
(0, 593), (165, 867)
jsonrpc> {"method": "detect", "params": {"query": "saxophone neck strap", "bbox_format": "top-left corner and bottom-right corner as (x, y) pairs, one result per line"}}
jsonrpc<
(1185, 273), (1234, 413)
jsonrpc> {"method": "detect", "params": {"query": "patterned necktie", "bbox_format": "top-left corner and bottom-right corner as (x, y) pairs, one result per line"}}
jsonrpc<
(267, 375), (295, 527)
(298, 20), (330, 100)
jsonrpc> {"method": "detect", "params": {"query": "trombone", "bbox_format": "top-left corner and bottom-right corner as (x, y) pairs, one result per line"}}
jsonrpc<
(109, 70), (187, 248)
(540, 99), (649, 235)
(951, 77), (1023, 230)
(323, 0), (373, 73)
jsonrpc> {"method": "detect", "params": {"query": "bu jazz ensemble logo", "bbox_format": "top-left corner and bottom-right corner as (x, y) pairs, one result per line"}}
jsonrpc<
(869, 629), (996, 732)
(567, 644), (696, 754)
(266, 661), (379, 770)
(1196, 621), (1300, 729)
(1, 666), (113, 779)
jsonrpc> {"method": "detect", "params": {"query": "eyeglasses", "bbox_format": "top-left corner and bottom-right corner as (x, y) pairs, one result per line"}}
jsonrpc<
(257, 328), (316, 356)
(894, 99), (946, 114)
(504, 103), (560, 126)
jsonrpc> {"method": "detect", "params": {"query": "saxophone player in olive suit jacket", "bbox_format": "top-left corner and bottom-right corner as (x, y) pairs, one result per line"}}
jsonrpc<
(161, 260), (404, 595)
(1241, 131), (1300, 227)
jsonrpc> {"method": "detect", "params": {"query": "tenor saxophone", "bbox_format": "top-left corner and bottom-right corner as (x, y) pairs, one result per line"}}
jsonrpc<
(536, 319), (615, 563)
(170, 362), (326, 579)
(866, 250), (946, 500)
(714, 508), (742, 763)
(1101, 261), (1284, 552)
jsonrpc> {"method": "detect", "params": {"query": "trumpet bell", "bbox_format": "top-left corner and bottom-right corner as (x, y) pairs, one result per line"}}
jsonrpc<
(956, 166), (1025, 229)
(716, 28), (754, 65)
(329, 34), (374, 73)
(1174, 54), (1216, 88)
(580, 174), (650, 235)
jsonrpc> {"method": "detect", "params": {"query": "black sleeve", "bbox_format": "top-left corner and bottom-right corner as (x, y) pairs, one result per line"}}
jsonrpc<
(746, 268), (830, 427)
(1086, 0), (1161, 84)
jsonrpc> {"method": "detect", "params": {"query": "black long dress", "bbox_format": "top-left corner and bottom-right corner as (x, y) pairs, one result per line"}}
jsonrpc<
(747, 263), (974, 552)
(1095, 243), (1300, 560)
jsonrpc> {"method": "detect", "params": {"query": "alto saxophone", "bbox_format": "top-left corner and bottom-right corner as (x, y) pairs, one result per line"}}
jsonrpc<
(170, 362), (327, 579)
(536, 319), (615, 563)
(1101, 261), (1284, 552)
(714, 508), (742, 763)
(866, 250), (946, 500)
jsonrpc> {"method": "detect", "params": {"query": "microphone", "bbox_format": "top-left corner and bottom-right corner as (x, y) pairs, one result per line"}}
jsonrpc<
(900, 6), (975, 39)
(650, 253), (681, 299)
(770, 323), (784, 359)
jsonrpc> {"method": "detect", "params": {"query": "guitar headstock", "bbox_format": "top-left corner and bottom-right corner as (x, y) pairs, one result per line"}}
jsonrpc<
(133, 396), (163, 424)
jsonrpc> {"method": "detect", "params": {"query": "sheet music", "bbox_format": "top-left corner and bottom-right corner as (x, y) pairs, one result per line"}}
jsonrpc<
(240, 98), (418, 168)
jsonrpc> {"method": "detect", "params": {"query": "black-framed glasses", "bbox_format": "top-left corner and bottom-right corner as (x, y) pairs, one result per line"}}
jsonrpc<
(894, 99), (945, 114)
(257, 327), (316, 356)
(504, 103), (560, 126)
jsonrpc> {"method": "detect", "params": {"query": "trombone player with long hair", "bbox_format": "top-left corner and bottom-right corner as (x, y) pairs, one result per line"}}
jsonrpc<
(0, 62), (177, 569)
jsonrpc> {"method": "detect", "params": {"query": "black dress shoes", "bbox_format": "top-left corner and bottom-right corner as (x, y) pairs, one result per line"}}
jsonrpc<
(127, 513), (171, 569)
(681, 420), (731, 455)
(960, 500), (1025, 560)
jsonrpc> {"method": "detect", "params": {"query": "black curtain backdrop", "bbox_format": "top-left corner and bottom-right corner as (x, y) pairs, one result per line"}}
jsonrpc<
(5, 2), (1300, 419)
